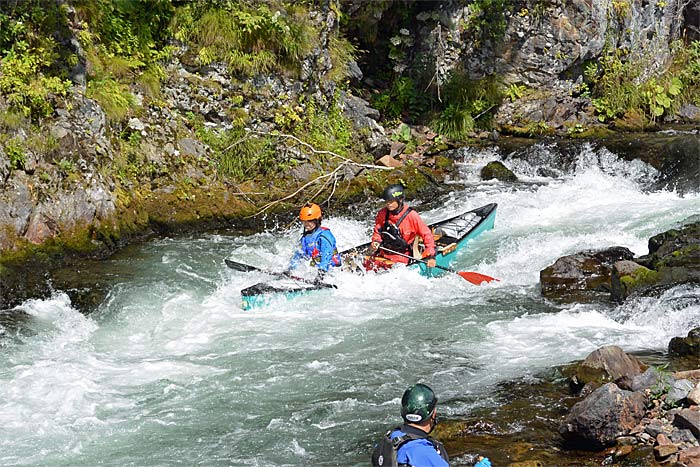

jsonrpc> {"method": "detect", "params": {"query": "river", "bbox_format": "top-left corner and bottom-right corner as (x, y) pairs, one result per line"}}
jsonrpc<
(1, 140), (699, 466)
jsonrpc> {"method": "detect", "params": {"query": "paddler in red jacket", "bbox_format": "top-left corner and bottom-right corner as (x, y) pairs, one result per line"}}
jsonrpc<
(366, 184), (437, 270)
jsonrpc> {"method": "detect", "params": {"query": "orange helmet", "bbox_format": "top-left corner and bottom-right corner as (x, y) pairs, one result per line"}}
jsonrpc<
(299, 203), (322, 221)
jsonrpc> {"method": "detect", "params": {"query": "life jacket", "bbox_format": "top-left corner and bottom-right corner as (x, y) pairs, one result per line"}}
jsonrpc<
(299, 226), (341, 268)
(379, 207), (413, 253)
(371, 426), (448, 467)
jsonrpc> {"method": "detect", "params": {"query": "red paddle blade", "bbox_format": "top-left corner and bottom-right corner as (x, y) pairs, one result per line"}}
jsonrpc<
(458, 271), (499, 285)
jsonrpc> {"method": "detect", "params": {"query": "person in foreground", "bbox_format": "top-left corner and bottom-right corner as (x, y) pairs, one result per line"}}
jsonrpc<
(371, 383), (491, 467)
(366, 184), (437, 270)
(288, 203), (341, 283)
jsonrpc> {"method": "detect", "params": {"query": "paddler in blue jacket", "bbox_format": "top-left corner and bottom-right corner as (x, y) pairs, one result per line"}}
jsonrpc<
(289, 203), (341, 283)
(371, 383), (492, 467)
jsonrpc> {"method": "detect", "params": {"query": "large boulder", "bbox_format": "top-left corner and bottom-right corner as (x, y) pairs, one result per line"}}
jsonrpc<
(610, 260), (659, 302)
(634, 222), (700, 292)
(669, 328), (700, 357)
(560, 382), (647, 449)
(540, 247), (635, 302)
(570, 345), (645, 390)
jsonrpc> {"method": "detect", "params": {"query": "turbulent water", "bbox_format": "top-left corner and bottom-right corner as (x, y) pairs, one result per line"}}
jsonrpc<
(1, 142), (699, 466)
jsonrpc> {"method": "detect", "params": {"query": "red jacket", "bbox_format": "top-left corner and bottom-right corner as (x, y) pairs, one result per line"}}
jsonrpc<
(371, 204), (436, 264)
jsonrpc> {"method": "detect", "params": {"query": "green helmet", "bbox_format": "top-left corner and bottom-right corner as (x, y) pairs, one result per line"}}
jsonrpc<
(401, 383), (438, 424)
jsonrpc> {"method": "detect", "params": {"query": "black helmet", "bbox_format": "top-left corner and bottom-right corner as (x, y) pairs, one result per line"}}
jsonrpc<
(382, 184), (405, 202)
(401, 383), (438, 424)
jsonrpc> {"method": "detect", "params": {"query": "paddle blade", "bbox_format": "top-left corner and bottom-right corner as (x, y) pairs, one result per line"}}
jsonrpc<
(225, 259), (259, 272)
(457, 271), (499, 285)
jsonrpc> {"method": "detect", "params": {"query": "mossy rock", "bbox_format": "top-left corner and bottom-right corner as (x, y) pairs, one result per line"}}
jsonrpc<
(481, 161), (517, 182)
(619, 265), (660, 297)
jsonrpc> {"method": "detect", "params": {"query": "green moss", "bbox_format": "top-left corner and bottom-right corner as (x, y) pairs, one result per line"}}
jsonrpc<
(619, 266), (660, 294)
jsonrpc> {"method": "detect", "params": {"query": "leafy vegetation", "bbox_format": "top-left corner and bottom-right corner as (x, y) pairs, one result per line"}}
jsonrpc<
(0, 1), (71, 121)
(75, 0), (175, 114)
(586, 41), (700, 124)
(172, 1), (317, 77)
(197, 124), (277, 180)
(371, 77), (429, 121)
(430, 72), (502, 139)
(461, 0), (514, 45)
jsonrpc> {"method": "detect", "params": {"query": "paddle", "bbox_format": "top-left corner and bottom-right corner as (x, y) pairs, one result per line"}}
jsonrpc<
(376, 246), (499, 285)
(224, 259), (337, 289)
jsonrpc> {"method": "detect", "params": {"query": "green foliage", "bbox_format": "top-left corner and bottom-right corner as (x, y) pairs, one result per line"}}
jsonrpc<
(649, 364), (672, 401)
(198, 125), (277, 180)
(505, 83), (527, 102)
(5, 138), (26, 170)
(0, 1), (72, 121)
(586, 49), (645, 122)
(430, 72), (502, 139)
(288, 95), (353, 156)
(587, 41), (700, 123)
(371, 77), (429, 121)
(462, 0), (513, 44)
(432, 104), (474, 139)
(172, 1), (316, 77)
(674, 40), (700, 106)
(75, 0), (175, 114)
(327, 34), (358, 83)
(77, 0), (174, 66)
(642, 77), (682, 118)
(86, 78), (135, 122)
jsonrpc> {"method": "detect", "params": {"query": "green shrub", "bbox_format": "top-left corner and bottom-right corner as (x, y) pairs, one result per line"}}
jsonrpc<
(587, 42), (700, 123)
(430, 72), (502, 138)
(5, 138), (26, 170)
(172, 1), (317, 77)
(86, 78), (135, 122)
(432, 104), (474, 139)
(0, 1), (72, 121)
(371, 76), (429, 121)
(198, 125), (277, 180)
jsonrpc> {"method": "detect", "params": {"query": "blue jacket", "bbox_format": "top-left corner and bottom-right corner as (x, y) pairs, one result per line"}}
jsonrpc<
(389, 425), (491, 467)
(390, 426), (448, 467)
(289, 226), (341, 272)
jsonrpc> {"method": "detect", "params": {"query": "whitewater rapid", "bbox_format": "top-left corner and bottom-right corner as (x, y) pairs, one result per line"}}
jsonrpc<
(1, 142), (698, 466)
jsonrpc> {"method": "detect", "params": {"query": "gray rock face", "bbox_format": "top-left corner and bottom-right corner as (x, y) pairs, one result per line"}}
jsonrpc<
(380, 0), (687, 129)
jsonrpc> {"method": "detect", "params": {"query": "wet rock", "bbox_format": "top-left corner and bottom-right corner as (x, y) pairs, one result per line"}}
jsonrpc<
(540, 246), (635, 302)
(560, 382), (647, 449)
(480, 161), (517, 182)
(611, 260), (659, 302)
(571, 345), (644, 390)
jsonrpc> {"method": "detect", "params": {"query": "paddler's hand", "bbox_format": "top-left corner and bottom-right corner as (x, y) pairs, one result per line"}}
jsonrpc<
(424, 254), (436, 268)
(368, 241), (380, 255)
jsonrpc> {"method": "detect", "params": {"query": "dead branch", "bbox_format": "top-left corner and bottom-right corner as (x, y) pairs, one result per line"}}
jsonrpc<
(239, 129), (394, 217)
